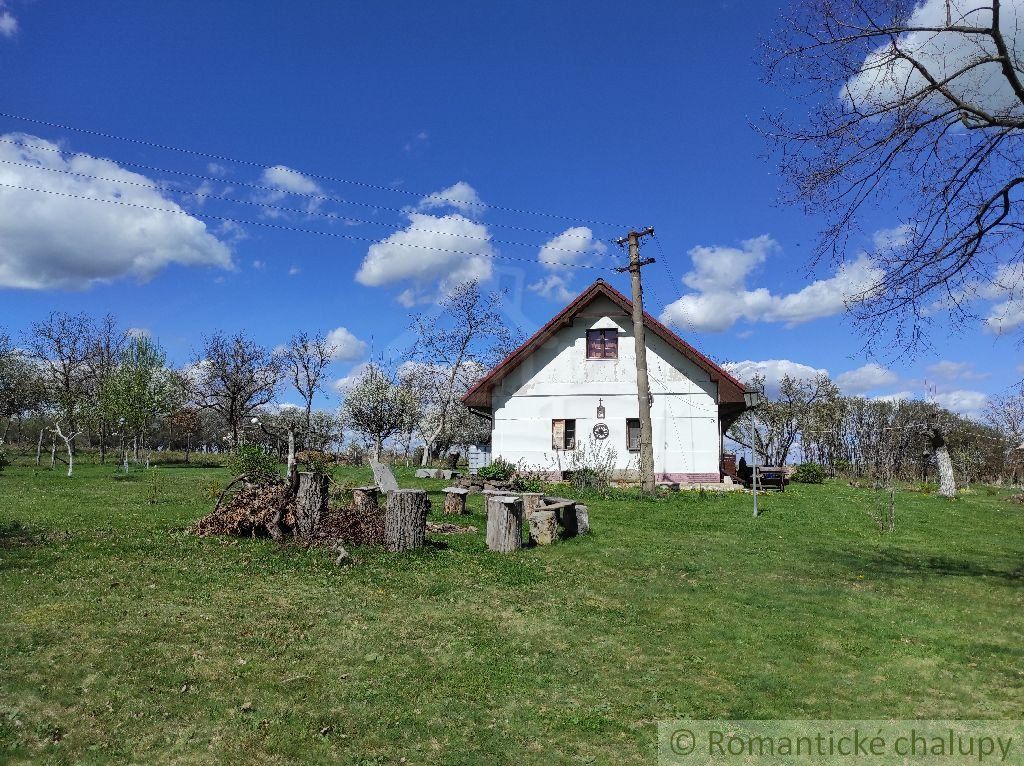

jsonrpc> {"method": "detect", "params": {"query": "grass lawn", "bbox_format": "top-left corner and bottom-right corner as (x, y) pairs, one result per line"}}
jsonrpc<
(1, 459), (1022, 765)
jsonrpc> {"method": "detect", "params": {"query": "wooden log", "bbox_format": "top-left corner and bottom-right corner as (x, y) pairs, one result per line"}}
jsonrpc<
(442, 487), (470, 516)
(528, 509), (557, 546)
(352, 486), (380, 515)
(295, 472), (329, 540)
(486, 495), (523, 553)
(519, 492), (544, 519)
(384, 489), (429, 552)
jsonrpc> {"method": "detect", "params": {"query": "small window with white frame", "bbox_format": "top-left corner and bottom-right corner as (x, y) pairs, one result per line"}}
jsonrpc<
(626, 418), (641, 452)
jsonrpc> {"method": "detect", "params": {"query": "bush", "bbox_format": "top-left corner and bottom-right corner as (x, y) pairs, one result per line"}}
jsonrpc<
(227, 445), (280, 485)
(0, 446), (8, 474)
(477, 457), (516, 481)
(791, 462), (825, 484)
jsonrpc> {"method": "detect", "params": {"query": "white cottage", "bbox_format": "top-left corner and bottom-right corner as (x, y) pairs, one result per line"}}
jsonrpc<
(462, 279), (749, 483)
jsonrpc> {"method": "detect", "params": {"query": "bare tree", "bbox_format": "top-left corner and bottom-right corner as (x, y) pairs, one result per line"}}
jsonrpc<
(408, 280), (517, 466)
(987, 384), (1024, 481)
(87, 314), (128, 463)
(24, 312), (97, 456)
(730, 373), (841, 466)
(191, 331), (281, 448)
(0, 329), (45, 443)
(766, 0), (1024, 349)
(275, 330), (336, 436)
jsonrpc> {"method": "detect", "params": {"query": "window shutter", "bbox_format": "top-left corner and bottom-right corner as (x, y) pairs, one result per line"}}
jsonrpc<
(552, 419), (565, 450)
(604, 330), (618, 359)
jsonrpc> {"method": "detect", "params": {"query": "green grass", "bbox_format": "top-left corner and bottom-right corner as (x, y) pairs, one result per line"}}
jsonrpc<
(1, 461), (1022, 765)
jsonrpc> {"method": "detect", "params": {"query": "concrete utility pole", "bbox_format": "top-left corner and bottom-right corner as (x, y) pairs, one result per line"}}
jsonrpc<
(615, 227), (657, 492)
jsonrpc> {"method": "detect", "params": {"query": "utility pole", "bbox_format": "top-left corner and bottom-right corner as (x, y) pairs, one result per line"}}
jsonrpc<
(615, 226), (657, 492)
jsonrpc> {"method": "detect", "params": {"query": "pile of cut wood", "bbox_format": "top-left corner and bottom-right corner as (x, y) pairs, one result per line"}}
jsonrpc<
(193, 472), (384, 548)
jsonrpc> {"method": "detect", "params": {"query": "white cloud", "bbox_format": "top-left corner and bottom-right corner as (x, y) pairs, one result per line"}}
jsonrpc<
(933, 389), (989, 420)
(416, 181), (486, 218)
(537, 226), (607, 269)
(526, 226), (607, 301)
(332, 362), (371, 395)
(126, 327), (151, 339)
(252, 259), (266, 270)
(261, 165), (321, 195)
(660, 235), (883, 332)
(355, 191), (494, 305)
(683, 235), (777, 293)
(873, 391), (914, 403)
(288, 265), (300, 276)
(836, 363), (899, 394)
(528, 274), (576, 303)
(723, 358), (828, 397)
(0, 133), (233, 289)
(926, 360), (990, 382)
(207, 162), (227, 177)
(0, 1), (17, 38)
(844, 0), (1024, 118)
(258, 165), (323, 215)
(325, 327), (368, 361)
(984, 298), (1024, 335)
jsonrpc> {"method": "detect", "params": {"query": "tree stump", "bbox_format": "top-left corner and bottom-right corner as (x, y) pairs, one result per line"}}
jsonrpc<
(295, 472), (329, 541)
(486, 495), (523, 553)
(353, 486), (380, 515)
(574, 504), (590, 536)
(385, 489), (429, 552)
(528, 510), (557, 546)
(442, 487), (470, 516)
(520, 492), (544, 519)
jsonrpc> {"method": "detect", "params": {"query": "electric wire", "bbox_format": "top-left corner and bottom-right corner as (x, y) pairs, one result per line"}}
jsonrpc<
(0, 158), (617, 255)
(0, 181), (613, 270)
(0, 111), (629, 228)
(0, 137), (605, 241)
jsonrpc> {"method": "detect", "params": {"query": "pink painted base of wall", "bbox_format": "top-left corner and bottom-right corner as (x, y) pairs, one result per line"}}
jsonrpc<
(657, 472), (721, 484)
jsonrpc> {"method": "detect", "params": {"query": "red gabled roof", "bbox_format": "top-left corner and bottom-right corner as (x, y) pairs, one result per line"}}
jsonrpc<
(462, 279), (747, 409)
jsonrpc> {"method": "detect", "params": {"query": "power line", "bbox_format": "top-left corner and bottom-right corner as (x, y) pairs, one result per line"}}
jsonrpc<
(0, 137), (604, 241)
(0, 181), (613, 270)
(0, 158), (615, 256)
(652, 232), (696, 335)
(0, 111), (629, 228)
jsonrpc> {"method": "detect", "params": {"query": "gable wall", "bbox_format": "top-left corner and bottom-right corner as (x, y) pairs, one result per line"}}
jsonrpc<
(490, 297), (721, 480)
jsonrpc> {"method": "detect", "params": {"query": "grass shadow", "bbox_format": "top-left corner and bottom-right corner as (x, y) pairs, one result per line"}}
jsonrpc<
(835, 547), (1024, 584)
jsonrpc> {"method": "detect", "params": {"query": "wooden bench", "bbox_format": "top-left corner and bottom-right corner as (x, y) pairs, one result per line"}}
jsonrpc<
(754, 466), (786, 492)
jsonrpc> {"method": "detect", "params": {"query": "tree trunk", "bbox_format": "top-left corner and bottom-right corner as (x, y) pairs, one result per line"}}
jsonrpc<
(384, 489), (429, 552)
(519, 492), (544, 519)
(486, 495), (523, 553)
(927, 427), (957, 498)
(528, 509), (557, 546)
(574, 504), (590, 536)
(353, 486), (380, 515)
(443, 487), (469, 516)
(295, 471), (329, 541)
(36, 427), (43, 465)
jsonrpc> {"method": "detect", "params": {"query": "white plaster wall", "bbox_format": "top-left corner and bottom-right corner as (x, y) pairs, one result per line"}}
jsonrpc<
(490, 296), (720, 476)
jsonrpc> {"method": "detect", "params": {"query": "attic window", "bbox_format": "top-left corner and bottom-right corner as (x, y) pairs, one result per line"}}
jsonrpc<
(586, 329), (618, 359)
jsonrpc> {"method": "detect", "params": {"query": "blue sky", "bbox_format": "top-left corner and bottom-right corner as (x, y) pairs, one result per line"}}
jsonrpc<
(0, 0), (1019, 418)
